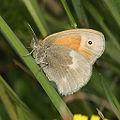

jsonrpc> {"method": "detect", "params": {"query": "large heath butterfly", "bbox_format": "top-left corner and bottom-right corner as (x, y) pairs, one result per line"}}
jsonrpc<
(27, 28), (105, 96)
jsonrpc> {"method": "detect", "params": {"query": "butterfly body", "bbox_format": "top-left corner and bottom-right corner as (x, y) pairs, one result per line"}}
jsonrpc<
(30, 29), (105, 96)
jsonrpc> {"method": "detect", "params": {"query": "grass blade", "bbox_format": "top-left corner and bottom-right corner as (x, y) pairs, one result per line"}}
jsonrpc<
(16, 106), (26, 120)
(83, 0), (120, 52)
(106, 42), (120, 64)
(103, 57), (120, 76)
(0, 16), (73, 120)
(60, 0), (77, 28)
(102, 0), (120, 28)
(0, 75), (41, 120)
(22, 0), (49, 37)
(99, 72), (120, 120)
(0, 76), (18, 120)
(44, 12), (71, 29)
(71, 0), (89, 27)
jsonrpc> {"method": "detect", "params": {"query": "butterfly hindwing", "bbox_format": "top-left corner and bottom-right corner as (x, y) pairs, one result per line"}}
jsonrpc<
(42, 44), (92, 95)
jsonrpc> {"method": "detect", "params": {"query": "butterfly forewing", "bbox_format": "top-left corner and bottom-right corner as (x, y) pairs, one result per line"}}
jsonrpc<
(43, 29), (105, 65)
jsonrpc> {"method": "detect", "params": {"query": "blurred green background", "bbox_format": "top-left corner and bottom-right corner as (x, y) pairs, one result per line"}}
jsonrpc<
(0, 0), (120, 120)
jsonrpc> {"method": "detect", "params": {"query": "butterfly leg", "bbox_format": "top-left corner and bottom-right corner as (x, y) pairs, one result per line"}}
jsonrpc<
(23, 48), (36, 57)
(35, 62), (48, 76)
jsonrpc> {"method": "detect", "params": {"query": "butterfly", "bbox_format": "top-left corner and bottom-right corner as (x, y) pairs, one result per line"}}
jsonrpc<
(26, 28), (105, 96)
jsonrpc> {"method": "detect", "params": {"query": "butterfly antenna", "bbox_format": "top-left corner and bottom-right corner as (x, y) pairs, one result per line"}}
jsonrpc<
(27, 23), (39, 42)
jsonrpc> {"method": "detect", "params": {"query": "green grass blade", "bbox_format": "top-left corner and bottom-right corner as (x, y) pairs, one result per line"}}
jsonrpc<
(104, 57), (120, 76)
(0, 16), (73, 120)
(102, 0), (120, 28)
(16, 106), (26, 120)
(60, 0), (77, 28)
(113, 0), (120, 14)
(13, 59), (34, 78)
(106, 42), (120, 64)
(44, 12), (71, 29)
(99, 73), (120, 120)
(71, 0), (89, 27)
(0, 76), (18, 120)
(0, 116), (3, 120)
(22, 0), (49, 37)
(83, 0), (120, 52)
(0, 75), (40, 120)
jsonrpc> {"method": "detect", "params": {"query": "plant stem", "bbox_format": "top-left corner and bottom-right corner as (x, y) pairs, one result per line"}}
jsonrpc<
(0, 76), (18, 120)
(102, 0), (120, 28)
(60, 0), (77, 28)
(0, 16), (73, 120)
(23, 0), (49, 37)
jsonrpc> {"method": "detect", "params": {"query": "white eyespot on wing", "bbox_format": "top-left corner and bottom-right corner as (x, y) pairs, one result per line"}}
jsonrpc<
(79, 31), (105, 65)
(42, 45), (92, 96)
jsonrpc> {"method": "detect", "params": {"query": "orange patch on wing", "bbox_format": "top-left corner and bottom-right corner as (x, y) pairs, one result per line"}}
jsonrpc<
(53, 34), (81, 51)
(79, 49), (90, 60)
(51, 34), (91, 60)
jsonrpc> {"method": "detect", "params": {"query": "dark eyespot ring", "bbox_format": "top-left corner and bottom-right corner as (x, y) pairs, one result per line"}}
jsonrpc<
(88, 41), (92, 45)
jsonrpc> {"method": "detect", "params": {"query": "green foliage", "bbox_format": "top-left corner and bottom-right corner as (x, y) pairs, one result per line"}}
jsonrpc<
(0, 0), (120, 120)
